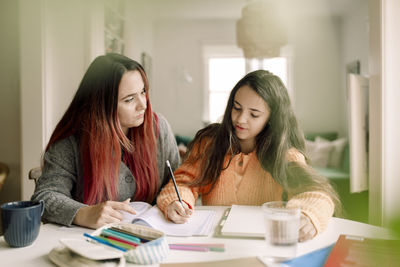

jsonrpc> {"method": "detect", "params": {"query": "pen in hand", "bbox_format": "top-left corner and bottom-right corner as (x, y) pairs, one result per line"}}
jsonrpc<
(166, 160), (192, 223)
(166, 160), (183, 205)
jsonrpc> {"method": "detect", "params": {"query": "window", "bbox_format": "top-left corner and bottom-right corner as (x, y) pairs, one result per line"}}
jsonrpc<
(204, 46), (290, 124)
(246, 58), (288, 87)
(208, 57), (245, 123)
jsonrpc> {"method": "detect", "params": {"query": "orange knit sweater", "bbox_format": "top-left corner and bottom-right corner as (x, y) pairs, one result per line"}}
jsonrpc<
(157, 147), (334, 234)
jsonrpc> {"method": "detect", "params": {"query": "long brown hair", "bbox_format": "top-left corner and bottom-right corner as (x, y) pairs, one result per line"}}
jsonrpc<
(185, 70), (341, 215)
(45, 53), (159, 204)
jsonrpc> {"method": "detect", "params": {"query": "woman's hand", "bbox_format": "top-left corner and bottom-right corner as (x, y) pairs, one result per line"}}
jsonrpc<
(298, 213), (317, 242)
(166, 201), (193, 223)
(73, 198), (136, 229)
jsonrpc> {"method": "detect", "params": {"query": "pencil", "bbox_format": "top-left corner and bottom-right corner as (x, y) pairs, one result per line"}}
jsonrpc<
(168, 244), (209, 252)
(166, 160), (183, 205)
(170, 243), (225, 252)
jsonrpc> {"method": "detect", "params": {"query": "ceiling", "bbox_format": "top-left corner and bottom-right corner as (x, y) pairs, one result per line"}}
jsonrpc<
(127, 0), (368, 20)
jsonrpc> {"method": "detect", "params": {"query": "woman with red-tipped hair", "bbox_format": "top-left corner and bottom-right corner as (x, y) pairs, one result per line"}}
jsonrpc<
(31, 53), (180, 229)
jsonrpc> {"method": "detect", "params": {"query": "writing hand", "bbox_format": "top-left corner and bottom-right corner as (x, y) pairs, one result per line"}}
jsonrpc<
(298, 213), (317, 242)
(166, 201), (193, 224)
(73, 198), (136, 229)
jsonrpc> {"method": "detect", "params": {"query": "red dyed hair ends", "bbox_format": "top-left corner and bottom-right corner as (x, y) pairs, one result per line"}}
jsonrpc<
(45, 53), (159, 205)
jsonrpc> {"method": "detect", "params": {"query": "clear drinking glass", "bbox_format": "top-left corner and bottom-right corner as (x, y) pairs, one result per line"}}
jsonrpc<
(261, 201), (300, 262)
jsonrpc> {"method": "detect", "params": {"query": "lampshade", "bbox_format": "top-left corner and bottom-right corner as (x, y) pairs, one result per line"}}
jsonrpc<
(236, 0), (287, 58)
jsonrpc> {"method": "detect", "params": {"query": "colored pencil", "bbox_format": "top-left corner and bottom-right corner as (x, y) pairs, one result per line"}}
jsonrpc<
(83, 233), (127, 252)
(172, 243), (225, 248)
(96, 236), (136, 250)
(109, 227), (153, 242)
(101, 228), (141, 244)
(170, 243), (225, 252)
(101, 234), (138, 247)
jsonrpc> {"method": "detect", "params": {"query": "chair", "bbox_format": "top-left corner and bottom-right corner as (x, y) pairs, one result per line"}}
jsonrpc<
(0, 162), (10, 191)
(29, 166), (42, 185)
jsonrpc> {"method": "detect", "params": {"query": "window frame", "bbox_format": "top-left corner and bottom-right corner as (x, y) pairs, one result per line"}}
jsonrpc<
(202, 45), (244, 125)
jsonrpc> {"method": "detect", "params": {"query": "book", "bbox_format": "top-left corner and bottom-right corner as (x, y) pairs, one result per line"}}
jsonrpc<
(121, 202), (216, 237)
(324, 234), (400, 266)
(282, 244), (334, 267)
(218, 205), (264, 238)
(160, 256), (267, 267)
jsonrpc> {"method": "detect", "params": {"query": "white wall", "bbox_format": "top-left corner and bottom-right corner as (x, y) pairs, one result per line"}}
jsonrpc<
(287, 16), (343, 136)
(340, 4), (369, 76)
(19, 0), (47, 201)
(380, 0), (400, 226)
(368, 0), (382, 226)
(19, 0), (104, 200)
(124, 1), (155, 61)
(152, 19), (238, 137)
(339, 2), (369, 137)
(42, 1), (89, 140)
(0, 0), (21, 203)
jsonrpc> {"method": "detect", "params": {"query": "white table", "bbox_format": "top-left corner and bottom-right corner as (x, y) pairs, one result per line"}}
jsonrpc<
(0, 206), (394, 266)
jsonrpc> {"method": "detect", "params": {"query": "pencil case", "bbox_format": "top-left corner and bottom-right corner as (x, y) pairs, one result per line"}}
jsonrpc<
(91, 222), (169, 265)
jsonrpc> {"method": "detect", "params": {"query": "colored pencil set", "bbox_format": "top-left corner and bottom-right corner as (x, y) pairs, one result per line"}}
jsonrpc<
(84, 227), (226, 253)
(84, 227), (154, 252)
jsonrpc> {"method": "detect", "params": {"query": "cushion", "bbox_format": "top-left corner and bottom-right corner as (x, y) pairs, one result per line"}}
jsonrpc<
(315, 137), (347, 169)
(304, 132), (338, 142)
(305, 140), (333, 168)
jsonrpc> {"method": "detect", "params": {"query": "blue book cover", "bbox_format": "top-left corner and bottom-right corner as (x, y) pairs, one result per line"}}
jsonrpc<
(284, 244), (334, 267)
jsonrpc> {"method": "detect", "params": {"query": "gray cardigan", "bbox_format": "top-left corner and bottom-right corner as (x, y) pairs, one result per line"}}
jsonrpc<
(31, 113), (180, 226)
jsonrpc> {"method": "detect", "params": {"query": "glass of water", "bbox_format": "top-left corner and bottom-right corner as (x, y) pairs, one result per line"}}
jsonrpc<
(261, 201), (300, 262)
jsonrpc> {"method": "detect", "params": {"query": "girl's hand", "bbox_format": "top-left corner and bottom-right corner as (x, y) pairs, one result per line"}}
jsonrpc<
(73, 198), (136, 229)
(166, 201), (193, 223)
(298, 213), (317, 242)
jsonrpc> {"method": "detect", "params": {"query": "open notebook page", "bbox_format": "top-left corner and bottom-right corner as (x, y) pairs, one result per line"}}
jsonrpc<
(121, 201), (153, 222)
(136, 206), (216, 236)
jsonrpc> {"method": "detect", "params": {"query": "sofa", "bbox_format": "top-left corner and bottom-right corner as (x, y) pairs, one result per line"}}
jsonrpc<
(304, 132), (350, 183)
(304, 132), (368, 223)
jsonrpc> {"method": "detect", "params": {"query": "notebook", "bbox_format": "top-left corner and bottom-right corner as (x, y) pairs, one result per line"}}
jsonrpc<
(219, 205), (264, 238)
(323, 234), (400, 266)
(121, 202), (216, 237)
